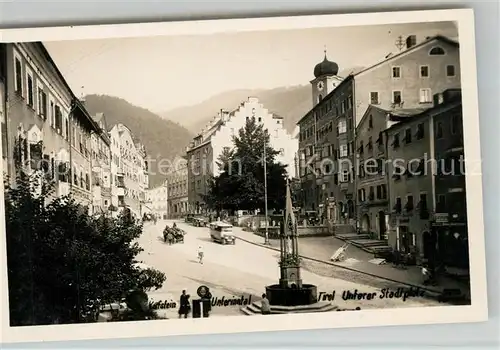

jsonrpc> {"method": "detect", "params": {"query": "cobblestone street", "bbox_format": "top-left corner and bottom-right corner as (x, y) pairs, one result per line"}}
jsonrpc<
(136, 220), (443, 318)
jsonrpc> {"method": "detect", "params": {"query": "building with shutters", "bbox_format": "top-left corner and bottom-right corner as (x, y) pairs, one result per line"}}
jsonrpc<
(297, 35), (461, 227)
(1, 42), (101, 208)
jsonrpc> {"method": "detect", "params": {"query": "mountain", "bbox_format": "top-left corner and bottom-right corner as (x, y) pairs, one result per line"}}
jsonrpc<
(83, 94), (194, 187)
(160, 67), (365, 134)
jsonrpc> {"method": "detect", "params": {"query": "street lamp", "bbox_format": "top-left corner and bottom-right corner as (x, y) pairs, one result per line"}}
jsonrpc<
(263, 135), (270, 245)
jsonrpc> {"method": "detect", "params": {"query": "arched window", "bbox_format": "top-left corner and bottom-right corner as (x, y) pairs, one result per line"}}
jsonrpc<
(429, 46), (446, 55)
(318, 94), (323, 103)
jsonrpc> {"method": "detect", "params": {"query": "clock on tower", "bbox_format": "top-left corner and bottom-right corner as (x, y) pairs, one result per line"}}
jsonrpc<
(316, 81), (324, 91)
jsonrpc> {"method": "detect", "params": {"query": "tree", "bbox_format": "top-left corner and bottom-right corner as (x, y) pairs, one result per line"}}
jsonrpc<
(204, 116), (288, 212)
(4, 170), (166, 326)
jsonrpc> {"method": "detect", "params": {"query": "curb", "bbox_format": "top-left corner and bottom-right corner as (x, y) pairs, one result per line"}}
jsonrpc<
(234, 234), (470, 304)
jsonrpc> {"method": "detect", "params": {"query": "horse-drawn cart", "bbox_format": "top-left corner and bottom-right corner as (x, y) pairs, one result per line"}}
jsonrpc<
(163, 226), (185, 245)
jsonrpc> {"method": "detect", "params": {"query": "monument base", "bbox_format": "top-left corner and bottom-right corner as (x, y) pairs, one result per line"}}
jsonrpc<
(240, 300), (337, 315)
(265, 283), (317, 306)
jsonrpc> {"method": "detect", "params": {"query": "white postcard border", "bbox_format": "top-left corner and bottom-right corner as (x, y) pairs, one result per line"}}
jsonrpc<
(0, 8), (488, 344)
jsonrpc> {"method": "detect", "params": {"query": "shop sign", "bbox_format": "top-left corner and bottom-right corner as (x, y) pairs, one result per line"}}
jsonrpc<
(434, 213), (449, 224)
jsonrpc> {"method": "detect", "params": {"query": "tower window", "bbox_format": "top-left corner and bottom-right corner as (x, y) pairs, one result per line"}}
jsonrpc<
(318, 94), (323, 102)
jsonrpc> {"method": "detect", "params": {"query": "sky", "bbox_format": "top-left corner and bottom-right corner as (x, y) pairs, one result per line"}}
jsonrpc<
(44, 21), (458, 114)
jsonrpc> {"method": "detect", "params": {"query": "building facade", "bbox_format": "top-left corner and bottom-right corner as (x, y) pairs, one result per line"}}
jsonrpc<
(356, 105), (391, 240)
(167, 157), (189, 218)
(385, 89), (463, 265)
(432, 92), (468, 270)
(1, 42), (100, 207)
(297, 35), (461, 228)
(297, 53), (355, 222)
(90, 112), (112, 214)
(186, 97), (298, 212)
(109, 124), (149, 219)
(146, 182), (169, 220)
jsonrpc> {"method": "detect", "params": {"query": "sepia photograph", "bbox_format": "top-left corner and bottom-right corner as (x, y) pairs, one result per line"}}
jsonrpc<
(0, 8), (488, 343)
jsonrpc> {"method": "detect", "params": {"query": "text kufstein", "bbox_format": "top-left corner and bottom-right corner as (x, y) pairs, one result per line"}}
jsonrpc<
(318, 288), (425, 302)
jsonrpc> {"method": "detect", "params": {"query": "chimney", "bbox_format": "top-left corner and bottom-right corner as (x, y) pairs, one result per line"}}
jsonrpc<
(406, 35), (417, 49)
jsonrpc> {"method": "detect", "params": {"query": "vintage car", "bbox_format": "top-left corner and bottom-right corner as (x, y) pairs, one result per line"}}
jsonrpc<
(209, 221), (236, 245)
(192, 217), (208, 227)
(184, 214), (195, 223)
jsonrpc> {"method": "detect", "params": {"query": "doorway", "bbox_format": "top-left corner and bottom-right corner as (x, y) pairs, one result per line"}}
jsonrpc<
(422, 230), (438, 262)
(360, 214), (370, 233)
(378, 211), (387, 240)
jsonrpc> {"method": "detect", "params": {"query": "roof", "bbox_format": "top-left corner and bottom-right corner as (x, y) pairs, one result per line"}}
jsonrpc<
(385, 98), (462, 133)
(355, 35), (459, 76)
(36, 42), (101, 133)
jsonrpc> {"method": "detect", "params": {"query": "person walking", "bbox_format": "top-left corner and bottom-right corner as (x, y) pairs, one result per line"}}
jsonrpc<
(197, 245), (204, 264)
(260, 293), (271, 315)
(178, 290), (191, 318)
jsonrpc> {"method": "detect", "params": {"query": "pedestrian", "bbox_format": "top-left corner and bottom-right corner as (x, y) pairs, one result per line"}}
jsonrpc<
(178, 290), (191, 318)
(197, 245), (204, 264)
(422, 264), (431, 285)
(261, 293), (271, 315)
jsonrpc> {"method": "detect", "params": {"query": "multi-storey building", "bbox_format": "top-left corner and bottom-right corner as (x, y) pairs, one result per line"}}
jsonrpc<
(109, 123), (149, 219)
(186, 97), (298, 212)
(167, 156), (189, 218)
(385, 89), (462, 265)
(90, 112), (112, 214)
(146, 182), (168, 220)
(432, 91), (468, 270)
(355, 105), (394, 240)
(297, 35), (461, 226)
(1, 42), (101, 207)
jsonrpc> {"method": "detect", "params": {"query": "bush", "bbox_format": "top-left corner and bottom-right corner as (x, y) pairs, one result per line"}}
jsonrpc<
(4, 171), (166, 326)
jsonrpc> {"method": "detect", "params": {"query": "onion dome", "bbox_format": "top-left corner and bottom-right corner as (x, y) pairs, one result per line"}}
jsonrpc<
(313, 48), (339, 78)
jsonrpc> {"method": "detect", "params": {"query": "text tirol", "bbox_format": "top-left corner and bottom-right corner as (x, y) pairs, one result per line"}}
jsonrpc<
(318, 288), (426, 302)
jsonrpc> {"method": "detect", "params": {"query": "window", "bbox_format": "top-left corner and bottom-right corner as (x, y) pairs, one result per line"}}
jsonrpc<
(446, 65), (456, 77)
(392, 133), (400, 148)
(436, 122), (444, 138)
(370, 92), (379, 104)
(54, 105), (63, 133)
(429, 46), (445, 55)
(419, 88), (432, 103)
(340, 169), (350, 182)
(26, 71), (34, 107)
(369, 187), (375, 201)
(404, 128), (412, 144)
(419, 193), (429, 219)
(416, 123), (425, 140)
(451, 114), (460, 135)
(392, 91), (402, 104)
(37, 87), (47, 119)
(392, 66), (401, 78)
(394, 197), (402, 213)
(337, 119), (347, 134)
(14, 56), (23, 95)
(368, 115), (373, 129)
(405, 195), (414, 212)
(436, 194), (446, 212)
(420, 65), (429, 77)
(339, 144), (348, 157)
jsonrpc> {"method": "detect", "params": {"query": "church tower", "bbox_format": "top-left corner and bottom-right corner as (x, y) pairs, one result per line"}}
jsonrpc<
(310, 48), (343, 107)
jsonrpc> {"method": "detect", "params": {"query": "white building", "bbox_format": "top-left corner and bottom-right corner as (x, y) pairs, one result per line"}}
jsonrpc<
(146, 182), (169, 220)
(186, 97), (298, 210)
(109, 123), (149, 219)
(90, 112), (112, 214)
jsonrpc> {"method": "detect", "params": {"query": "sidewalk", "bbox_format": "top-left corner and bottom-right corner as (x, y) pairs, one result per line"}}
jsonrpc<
(233, 228), (470, 301)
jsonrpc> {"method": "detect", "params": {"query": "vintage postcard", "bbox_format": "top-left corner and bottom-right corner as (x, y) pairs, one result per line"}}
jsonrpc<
(0, 8), (488, 344)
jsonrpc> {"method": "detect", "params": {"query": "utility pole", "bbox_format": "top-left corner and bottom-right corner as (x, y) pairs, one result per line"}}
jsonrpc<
(395, 35), (405, 51)
(263, 135), (270, 245)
